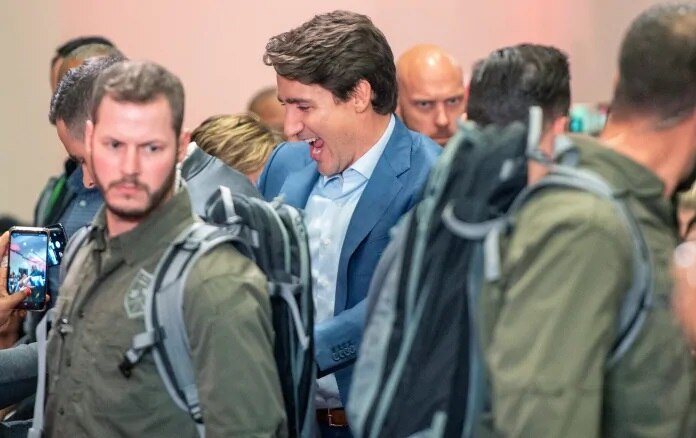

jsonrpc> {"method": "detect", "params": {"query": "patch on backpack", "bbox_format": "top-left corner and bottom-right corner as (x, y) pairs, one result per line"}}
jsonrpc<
(124, 269), (153, 319)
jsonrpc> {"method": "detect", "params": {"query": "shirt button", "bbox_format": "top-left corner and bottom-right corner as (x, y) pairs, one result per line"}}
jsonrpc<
(79, 200), (87, 207)
(59, 407), (65, 415)
(78, 310), (85, 319)
(66, 358), (71, 367)
(321, 238), (331, 247)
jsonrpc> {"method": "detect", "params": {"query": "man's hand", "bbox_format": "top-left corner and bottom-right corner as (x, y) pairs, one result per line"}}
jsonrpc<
(0, 232), (29, 328)
(673, 242), (696, 347)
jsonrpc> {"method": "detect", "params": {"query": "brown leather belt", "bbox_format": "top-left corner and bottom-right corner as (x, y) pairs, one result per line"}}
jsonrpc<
(316, 408), (349, 427)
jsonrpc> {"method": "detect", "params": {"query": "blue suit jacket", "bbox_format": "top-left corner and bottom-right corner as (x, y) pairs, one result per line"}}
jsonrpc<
(257, 117), (441, 403)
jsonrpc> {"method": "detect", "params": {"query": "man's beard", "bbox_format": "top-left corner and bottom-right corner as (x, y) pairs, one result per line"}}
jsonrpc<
(94, 167), (177, 221)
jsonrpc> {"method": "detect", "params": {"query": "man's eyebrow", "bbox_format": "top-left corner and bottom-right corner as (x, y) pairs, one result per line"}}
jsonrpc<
(136, 139), (167, 147)
(284, 98), (312, 105)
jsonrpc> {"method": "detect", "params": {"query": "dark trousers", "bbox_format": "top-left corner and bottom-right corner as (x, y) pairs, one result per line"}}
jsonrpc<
(317, 422), (353, 438)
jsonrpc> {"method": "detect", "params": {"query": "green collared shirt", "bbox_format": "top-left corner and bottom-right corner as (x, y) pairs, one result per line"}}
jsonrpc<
(45, 189), (287, 437)
(481, 135), (696, 437)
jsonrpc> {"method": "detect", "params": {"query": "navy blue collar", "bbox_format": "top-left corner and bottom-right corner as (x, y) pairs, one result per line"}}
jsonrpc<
(66, 166), (100, 194)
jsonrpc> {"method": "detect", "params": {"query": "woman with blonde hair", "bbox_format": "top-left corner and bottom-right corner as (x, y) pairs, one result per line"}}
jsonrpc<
(190, 113), (281, 183)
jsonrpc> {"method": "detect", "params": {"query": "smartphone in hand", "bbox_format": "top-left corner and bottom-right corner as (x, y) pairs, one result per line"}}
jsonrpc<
(7, 226), (49, 311)
(46, 223), (67, 267)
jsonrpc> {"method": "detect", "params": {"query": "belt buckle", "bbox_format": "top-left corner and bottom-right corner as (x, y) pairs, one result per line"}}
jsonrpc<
(328, 409), (342, 428)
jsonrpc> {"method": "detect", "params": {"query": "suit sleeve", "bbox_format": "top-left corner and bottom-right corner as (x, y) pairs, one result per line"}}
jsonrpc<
(488, 192), (632, 437)
(314, 300), (366, 374)
(184, 248), (287, 438)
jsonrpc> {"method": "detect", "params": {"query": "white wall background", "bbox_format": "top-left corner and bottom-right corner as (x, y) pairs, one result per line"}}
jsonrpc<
(0, 0), (668, 221)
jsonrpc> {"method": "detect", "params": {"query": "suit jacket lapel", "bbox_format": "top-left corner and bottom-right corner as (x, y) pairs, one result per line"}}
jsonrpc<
(334, 118), (412, 312)
(279, 161), (320, 209)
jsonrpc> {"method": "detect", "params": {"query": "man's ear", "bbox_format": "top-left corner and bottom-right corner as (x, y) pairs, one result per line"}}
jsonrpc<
(554, 116), (568, 135)
(352, 79), (373, 113)
(178, 129), (191, 163)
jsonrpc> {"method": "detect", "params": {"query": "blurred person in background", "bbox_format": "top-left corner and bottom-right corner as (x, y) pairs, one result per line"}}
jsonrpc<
(396, 44), (467, 147)
(248, 86), (285, 135)
(55, 43), (124, 88)
(191, 113), (281, 183)
(50, 35), (116, 92)
(37, 40), (124, 228)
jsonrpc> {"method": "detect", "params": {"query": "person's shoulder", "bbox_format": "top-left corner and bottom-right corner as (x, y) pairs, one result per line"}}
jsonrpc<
(258, 140), (313, 198)
(182, 241), (268, 321)
(390, 119), (442, 162)
(397, 129), (441, 181)
(409, 130), (442, 160)
(186, 242), (266, 289)
(267, 141), (312, 169)
(515, 187), (632, 249)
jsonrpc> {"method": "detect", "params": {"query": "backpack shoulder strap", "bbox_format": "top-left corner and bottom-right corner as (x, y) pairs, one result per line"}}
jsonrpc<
(120, 221), (245, 438)
(58, 224), (93, 284)
(508, 164), (653, 368)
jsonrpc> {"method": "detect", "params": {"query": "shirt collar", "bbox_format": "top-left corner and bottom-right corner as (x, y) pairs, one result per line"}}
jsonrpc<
(570, 133), (676, 230)
(321, 114), (395, 184)
(91, 188), (195, 266)
(66, 166), (99, 194)
(570, 134), (665, 198)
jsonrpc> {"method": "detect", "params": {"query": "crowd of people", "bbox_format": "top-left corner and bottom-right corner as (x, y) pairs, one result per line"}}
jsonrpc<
(0, 2), (695, 437)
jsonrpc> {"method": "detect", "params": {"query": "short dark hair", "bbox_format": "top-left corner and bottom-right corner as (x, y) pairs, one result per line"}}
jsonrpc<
(467, 44), (571, 128)
(90, 60), (185, 137)
(263, 10), (397, 115)
(611, 3), (696, 127)
(51, 36), (115, 67)
(49, 56), (126, 138)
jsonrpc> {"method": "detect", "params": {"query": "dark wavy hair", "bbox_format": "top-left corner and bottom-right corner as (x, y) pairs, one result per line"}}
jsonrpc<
(467, 44), (570, 128)
(264, 10), (397, 115)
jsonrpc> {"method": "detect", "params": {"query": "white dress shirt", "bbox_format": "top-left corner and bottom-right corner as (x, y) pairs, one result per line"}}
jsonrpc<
(304, 115), (395, 408)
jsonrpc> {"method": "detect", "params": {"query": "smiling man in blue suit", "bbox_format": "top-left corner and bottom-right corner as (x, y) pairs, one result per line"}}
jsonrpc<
(259, 10), (441, 437)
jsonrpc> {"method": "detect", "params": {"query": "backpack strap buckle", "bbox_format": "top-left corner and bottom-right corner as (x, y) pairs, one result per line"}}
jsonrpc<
(119, 328), (162, 378)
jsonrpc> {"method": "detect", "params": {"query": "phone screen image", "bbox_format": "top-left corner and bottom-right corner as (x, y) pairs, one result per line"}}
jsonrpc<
(46, 224), (67, 267)
(7, 228), (48, 311)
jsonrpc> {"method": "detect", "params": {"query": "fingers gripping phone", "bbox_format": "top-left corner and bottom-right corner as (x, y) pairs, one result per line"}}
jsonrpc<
(46, 223), (67, 267)
(7, 226), (49, 311)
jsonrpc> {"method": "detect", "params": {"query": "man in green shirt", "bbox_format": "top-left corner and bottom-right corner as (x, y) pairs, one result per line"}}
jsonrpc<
(43, 60), (287, 437)
(479, 4), (696, 436)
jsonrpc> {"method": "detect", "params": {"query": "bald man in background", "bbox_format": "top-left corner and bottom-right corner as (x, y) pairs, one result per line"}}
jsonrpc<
(55, 43), (124, 88)
(396, 44), (467, 146)
(248, 86), (285, 134)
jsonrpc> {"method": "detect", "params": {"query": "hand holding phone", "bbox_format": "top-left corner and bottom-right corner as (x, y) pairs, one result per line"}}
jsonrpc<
(0, 232), (31, 325)
(6, 227), (49, 311)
